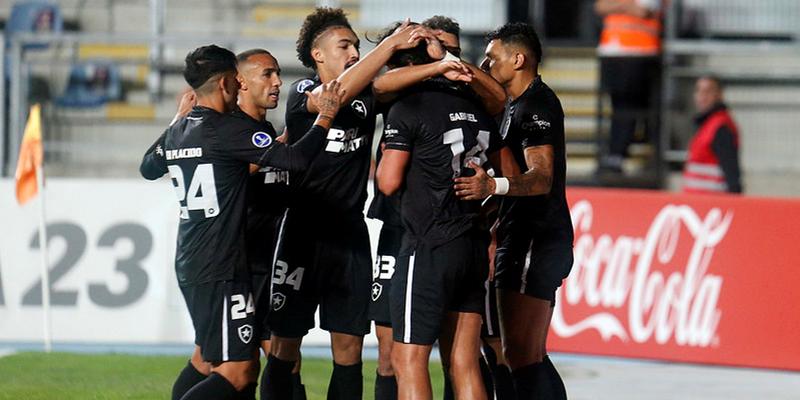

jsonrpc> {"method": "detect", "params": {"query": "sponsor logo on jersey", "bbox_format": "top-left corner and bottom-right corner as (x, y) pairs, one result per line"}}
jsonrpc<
(296, 79), (315, 93)
(165, 147), (203, 160)
(521, 114), (551, 131)
(271, 292), (287, 311)
(258, 166), (289, 184)
(251, 132), (273, 148)
(371, 282), (383, 301)
(325, 127), (366, 153)
(351, 99), (368, 119)
(449, 112), (478, 122)
(238, 324), (253, 344)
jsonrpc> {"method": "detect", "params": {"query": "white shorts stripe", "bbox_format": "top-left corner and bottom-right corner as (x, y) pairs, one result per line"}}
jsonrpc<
(520, 241), (534, 294)
(484, 280), (494, 336)
(222, 295), (229, 362)
(269, 209), (290, 306)
(403, 252), (416, 343)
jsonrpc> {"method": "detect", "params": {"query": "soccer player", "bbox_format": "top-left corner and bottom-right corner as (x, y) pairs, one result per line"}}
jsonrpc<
(455, 22), (574, 399)
(139, 44), (345, 400)
(263, 8), (422, 400)
(375, 41), (504, 400)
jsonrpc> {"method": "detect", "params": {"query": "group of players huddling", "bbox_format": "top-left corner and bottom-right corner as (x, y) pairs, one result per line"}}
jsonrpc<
(141, 7), (573, 400)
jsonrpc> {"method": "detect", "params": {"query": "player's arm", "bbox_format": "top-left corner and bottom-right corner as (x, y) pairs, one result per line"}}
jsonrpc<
(455, 145), (553, 199)
(228, 81), (345, 171)
(139, 130), (168, 180)
(372, 59), (473, 103)
(465, 63), (507, 116)
(306, 21), (421, 113)
(376, 149), (410, 196)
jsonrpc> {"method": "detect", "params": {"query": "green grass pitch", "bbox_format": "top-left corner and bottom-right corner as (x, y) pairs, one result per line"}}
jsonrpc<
(0, 352), (446, 399)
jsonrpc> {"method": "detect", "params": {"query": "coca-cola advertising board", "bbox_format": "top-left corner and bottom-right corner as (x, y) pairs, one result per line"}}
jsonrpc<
(551, 188), (800, 371)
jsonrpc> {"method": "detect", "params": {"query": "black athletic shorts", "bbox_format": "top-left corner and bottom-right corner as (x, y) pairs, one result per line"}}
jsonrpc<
(369, 223), (403, 327)
(267, 212), (372, 338)
(391, 231), (489, 345)
(252, 272), (272, 342)
(481, 279), (501, 338)
(495, 232), (573, 304)
(180, 279), (258, 363)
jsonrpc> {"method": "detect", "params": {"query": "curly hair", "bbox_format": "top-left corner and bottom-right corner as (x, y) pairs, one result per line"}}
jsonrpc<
(422, 15), (460, 37)
(485, 22), (543, 64)
(296, 7), (353, 69)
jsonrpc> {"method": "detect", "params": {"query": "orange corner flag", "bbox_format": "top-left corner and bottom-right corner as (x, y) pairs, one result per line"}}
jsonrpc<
(14, 104), (44, 205)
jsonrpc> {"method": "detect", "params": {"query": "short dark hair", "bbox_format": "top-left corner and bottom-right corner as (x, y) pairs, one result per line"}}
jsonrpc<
(236, 48), (272, 64)
(486, 22), (543, 64)
(296, 7), (353, 69)
(183, 44), (237, 90)
(422, 15), (460, 37)
(375, 21), (432, 69)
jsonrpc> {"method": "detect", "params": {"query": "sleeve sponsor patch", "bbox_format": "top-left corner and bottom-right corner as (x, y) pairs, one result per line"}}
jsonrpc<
(296, 79), (315, 93)
(251, 132), (273, 148)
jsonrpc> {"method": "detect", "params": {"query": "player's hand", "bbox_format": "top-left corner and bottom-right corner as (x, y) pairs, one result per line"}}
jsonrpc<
(385, 19), (420, 51)
(176, 88), (196, 117)
(409, 26), (446, 60)
(309, 79), (347, 121)
(276, 127), (289, 143)
(438, 60), (473, 83)
(454, 161), (496, 200)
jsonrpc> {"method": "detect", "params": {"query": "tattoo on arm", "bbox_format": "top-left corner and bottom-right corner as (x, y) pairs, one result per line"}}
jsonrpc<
(507, 146), (553, 196)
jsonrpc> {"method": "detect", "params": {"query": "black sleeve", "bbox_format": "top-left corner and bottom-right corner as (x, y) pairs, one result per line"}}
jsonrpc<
(484, 117), (503, 155)
(383, 103), (417, 152)
(711, 126), (742, 193)
(284, 79), (316, 143)
(139, 130), (167, 180)
(516, 102), (557, 149)
(218, 119), (328, 172)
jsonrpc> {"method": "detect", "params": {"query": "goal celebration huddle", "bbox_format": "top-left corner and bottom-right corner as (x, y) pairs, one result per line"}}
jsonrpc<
(141, 7), (573, 400)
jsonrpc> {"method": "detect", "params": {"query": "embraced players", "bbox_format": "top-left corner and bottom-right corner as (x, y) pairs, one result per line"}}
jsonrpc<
(375, 39), (505, 400)
(456, 22), (574, 400)
(263, 7), (425, 400)
(140, 44), (345, 400)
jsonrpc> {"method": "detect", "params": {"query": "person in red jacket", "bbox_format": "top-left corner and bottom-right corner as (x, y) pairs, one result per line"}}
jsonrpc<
(683, 75), (743, 194)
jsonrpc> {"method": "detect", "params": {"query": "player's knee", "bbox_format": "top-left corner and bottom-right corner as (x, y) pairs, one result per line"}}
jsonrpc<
(213, 360), (257, 391)
(503, 340), (545, 366)
(449, 352), (478, 378)
(332, 334), (364, 365)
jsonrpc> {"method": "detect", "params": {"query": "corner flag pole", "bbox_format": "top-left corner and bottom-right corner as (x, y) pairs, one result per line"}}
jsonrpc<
(36, 163), (51, 353)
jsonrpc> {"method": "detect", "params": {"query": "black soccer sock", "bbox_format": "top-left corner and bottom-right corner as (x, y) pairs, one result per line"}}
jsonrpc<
(292, 372), (307, 400)
(237, 382), (257, 400)
(492, 363), (516, 400)
(512, 361), (565, 400)
(261, 354), (295, 400)
(327, 362), (363, 400)
(179, 372), (238, 400)
(172, 360), (207, 400)
(544, 356), (567, 400)
(442, 365), (455, 400)
(374, 371), (398, 400)
(479, 356), (495, 399)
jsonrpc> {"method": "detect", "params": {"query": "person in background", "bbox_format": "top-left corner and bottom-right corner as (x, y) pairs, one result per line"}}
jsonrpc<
(683, 75), (742, 194)
(594, 0), (664, 175)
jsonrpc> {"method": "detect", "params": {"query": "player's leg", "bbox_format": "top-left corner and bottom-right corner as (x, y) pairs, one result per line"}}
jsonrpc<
(172, 345), (211, 400)
(482, 281), (514, 400)
(374, 324), (397, 400)
(392, 342), (433, 400)
(263, 335), (302, 400)
(327, 332), (365, 400)
(497, 245), (572, 400)
(440, 311), (486, 400)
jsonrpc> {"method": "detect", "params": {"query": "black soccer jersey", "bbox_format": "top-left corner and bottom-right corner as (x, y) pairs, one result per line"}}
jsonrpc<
(366, 132), (402, 227)
(383, 80), (502, 247)
(139, 106), (327, 286)
(284, 76), (377, 223)
(236, 111), (289, 275)
(496, 77), (574, 248)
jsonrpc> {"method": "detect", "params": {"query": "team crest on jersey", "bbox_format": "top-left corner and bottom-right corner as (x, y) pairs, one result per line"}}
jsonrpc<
(371, 282), (383, 301)
(251, 132), (272, 148)
(272, 292), (287, 311)
(238, 324), (253, 344)
(296, 79), (315, 93)
(351, 99), (368, 119)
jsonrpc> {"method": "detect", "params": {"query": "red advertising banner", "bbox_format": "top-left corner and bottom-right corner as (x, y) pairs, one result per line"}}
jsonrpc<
(551, 188), (800, 371)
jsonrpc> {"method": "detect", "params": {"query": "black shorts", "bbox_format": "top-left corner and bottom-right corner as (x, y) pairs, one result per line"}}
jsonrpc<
(495, 233), (573, 303)
(252, 272), (272, 341)
(267, 213), (372, 338)
(369, 224), (403, 327)
(249, 210), (287, 342)
(391, 232), (488, 345)
(481, 279), (501, 338)
(180, 279), (258, 363)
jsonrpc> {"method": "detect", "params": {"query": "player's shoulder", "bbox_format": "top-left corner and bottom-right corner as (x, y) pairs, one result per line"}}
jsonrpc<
(519, 78), (562, 116)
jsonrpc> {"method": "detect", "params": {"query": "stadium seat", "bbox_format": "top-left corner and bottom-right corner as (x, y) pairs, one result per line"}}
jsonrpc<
(56, 61), (122, 108)
(4, 1), (63, 50)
